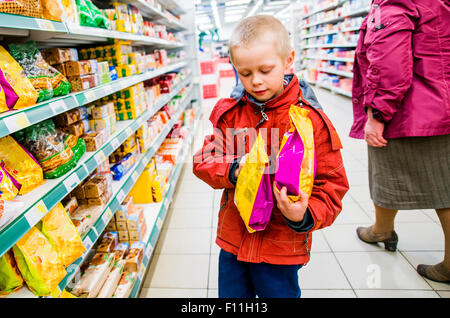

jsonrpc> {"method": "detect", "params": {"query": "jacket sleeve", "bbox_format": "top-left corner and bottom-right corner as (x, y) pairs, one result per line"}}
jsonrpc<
(363, 0), (417, 122)
(193, 115), (237, 189)
(306, 115), (349, 232)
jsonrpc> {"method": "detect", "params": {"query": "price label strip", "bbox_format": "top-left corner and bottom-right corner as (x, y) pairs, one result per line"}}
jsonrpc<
(4, 112), (30, 134)
(24, 200), (48, 228)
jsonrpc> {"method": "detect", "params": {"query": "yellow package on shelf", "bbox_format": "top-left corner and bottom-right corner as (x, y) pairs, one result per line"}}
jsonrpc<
(12, 227), (67, 297)
(129, 161), (156, 204)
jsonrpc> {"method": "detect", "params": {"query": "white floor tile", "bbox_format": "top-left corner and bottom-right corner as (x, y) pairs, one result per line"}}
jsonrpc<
(301, 289), (356, 298)
(299, 252), (352, 289)
(208, 289), (218, 298)
(144, 254), (210, 289)
(164, 207), (213, 229)
(395, 222), (444, 251)
(354, 289), (439, 298)
(334, 201), (373, 225)
(209, 253), (218, 289)
(155, 228), (212, 254)
(334, 251), (431, 290)
(437, 291), (450, 298)
(401, 251), (450, 291)
(171, 191), (214, 210)
(140, 288), (208, 298)
(310, 230), (331, 252)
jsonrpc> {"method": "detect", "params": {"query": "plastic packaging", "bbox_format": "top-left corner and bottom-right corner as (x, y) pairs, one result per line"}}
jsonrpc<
(12, 227), (67, 296)
(0, 45), (38, 113)
(9, 41), (71, 102)
(0, 0), (42, 18)
(0, 135), (44, 195)
(37, 202), (85, 267)
(76, 0), (111, 29)
(41, 0), (78, 23)
(0, 200), (24, 231)
(14, 119), (86, 179)
(0, 250), (24, 296)
(274, 105), (316, 201)
(0, 163), (20, 201)
(234, 132), (273, 233)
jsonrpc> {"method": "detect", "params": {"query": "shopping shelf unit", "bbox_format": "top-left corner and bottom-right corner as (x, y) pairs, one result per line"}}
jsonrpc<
(129, 110), (201, 298)
(294, 0), (370, 98)
(0, 0), (203, 299)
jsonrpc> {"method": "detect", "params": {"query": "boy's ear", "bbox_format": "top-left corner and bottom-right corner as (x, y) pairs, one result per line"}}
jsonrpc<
(284, 49), (295, 72)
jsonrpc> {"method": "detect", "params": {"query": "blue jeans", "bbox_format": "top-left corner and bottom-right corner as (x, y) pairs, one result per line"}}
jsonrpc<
(218, 249), (302, 298)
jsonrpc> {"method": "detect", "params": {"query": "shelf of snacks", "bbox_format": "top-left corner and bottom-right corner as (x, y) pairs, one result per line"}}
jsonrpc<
(301, 5), (369, 30)
(158, 0), (186, 16)
(1, 83), (194, 298)
(317, 67), (353, 78)
(302, 42), (357, 49)
(301, 0), (346, 20)
(61, 88), (195, 298)
(303, 55), (354, 63)
(0, 40), (188, 139)
(129, 113), (201, 298)
(0, 73), (193, 260)
(303, 74), (352, 98)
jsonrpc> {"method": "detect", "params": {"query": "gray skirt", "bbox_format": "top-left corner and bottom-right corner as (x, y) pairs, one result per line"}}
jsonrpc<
(368, 134), (450, 210)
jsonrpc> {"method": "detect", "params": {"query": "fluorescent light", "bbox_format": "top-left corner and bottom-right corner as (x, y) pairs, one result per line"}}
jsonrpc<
(211, 0), (221, 29)
(247, 0), (263, 17)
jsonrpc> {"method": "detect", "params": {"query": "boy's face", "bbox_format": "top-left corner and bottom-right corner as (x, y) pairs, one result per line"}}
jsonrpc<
(232, 39), (294, 102)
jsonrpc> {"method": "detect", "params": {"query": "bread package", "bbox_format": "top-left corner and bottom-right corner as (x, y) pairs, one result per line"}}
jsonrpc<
(112, 271), (137, 298)
(124, 241), (145, 273)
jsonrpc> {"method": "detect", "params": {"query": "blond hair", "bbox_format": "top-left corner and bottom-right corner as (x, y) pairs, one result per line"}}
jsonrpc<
(229, 15), (291, 63)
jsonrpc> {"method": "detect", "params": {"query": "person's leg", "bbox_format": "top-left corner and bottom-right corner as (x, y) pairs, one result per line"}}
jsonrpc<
(218, 249), (256, 298)
(248, 262), (302, 298)
(356, 203), (399, 251)
(417, 208), (450, 283)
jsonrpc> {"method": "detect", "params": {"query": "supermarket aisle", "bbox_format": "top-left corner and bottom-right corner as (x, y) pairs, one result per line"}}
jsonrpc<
(140, 77), (450, 298)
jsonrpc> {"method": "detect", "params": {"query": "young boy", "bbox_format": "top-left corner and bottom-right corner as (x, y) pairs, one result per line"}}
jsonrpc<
(193, 15), (349, 298)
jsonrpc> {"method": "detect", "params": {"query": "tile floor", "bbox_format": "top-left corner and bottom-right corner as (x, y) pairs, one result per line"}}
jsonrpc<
(139, 77), (449, 298)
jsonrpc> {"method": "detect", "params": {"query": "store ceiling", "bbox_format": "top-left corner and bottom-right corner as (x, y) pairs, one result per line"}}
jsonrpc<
(195, 0), (293, 31)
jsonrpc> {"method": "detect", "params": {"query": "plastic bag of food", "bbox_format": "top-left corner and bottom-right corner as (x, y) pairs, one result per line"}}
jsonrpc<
(0, 200), (24, 230)
(14, 119), (86, 179)
(0, 135), (44, 195)
(0, 0), (42, 18)
(12, 227), (67, 296)
(274, 105), (316, 202)
(0, 250), (24, 296)
(76, 0), (110, 29)
(37, 202), (85, 267)
(9, 41), (71, 101)
(58, 289), (77, 298)
(0, 163), (20, 201)
(234, 132), (273, 233)
(0, 45), (38, 113)
(41, 0), (78, 23)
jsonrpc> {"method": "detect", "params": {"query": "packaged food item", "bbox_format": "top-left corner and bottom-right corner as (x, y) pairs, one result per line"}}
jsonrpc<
(97, 231), (118, 253)
(41, 0), (78, 23)
(0, 0), (42, 18)
(113, 242), (129, 260)
(129, 161), (155, 204)
(14, 119), (86, 179)
(0, 250), (23, 296)
(0, 45), (38, 113)
(124, 241), (144, 273)
(68, 74), (96, 92)
(69, 205), (103, 236)
(62, 196), (78, 215)
(235, 132), (273, 233)
(275, 106), (316, 201)
(54, 107), (87, 126)
(151, 174), (165, 202)
(76, 0), (111, 29)
(0, 135), (43, 195)
(0, 163), (20, 201)
(82, 130), (104, 151)
(12, 227), (67, 296)
(71, 252), (114, 298)
(96, 259), (124, 298)
(112, 271), (137, 298)
(111, 153), (135, 181)
(84, 174), (112, 198)
(117, 230), (128, 242)
(61, 118), (89, 137)
(9, 41), (71, 102)
(42, 48), (78, 66)
(37, 202), (85, 267)
(65, 60), (96, 76)
(91, 102), (114, 119)
(58, 289), (77, 298)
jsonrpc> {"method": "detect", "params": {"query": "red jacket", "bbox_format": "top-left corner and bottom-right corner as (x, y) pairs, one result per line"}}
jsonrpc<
(193, 75), (349, 265)
(350, 0), (450, 139)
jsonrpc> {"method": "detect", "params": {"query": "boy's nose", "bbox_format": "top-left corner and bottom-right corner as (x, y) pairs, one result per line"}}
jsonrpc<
(252, 75), (263, 86)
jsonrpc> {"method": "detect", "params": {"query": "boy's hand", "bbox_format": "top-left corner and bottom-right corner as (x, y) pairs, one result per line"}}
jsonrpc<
(234, 154), (249, 179)
(273, 182), (309, 223)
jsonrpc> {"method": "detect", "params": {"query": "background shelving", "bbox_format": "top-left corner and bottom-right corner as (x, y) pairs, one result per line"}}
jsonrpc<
(294, 0), (370, 98)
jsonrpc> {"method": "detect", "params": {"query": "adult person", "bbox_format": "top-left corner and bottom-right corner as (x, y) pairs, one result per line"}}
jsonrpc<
(349, 0), (450, 283)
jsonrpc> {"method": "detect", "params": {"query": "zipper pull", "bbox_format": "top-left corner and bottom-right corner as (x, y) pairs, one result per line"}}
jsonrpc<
(261, 109), (269, 121)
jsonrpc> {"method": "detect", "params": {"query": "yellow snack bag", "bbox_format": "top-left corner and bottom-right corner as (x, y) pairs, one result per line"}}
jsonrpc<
(37, 202), (85, 267)
(129, 161), (155, 204)
(234, 132), (273, 233)
(0, 135), (44, 195)
(0, 250), (24, 296)
(0, 45), (38, 113)
(12, 227), (67, 296)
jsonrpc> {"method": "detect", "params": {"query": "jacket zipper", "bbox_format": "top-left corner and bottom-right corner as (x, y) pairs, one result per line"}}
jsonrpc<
(304, 233), (311, 259)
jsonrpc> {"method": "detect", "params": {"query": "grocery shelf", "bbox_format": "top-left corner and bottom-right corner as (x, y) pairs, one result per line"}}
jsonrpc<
(302, 0), (346, 20)
(0, 60), (188, 139)
(306, 78), (352, 98)
(159, 0), (187, 16)
(129, 112), (201, 298)
(58, 87), (193, 297)
(0, 12), (66, 34)
(317, 67), (353, 78)
(302, 42), (357, 49)
(0, 76), (193, 260)
(303, 55), (354, 63)
(301, 6), (369, 30)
